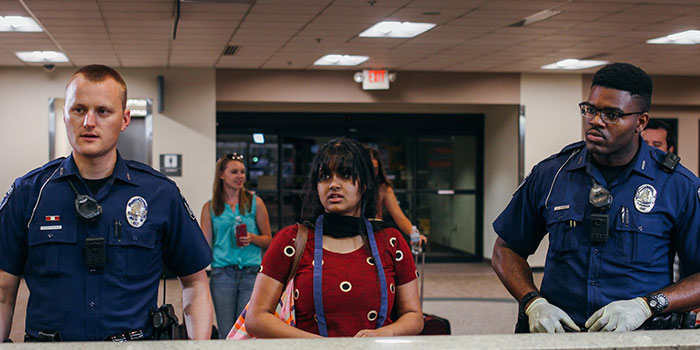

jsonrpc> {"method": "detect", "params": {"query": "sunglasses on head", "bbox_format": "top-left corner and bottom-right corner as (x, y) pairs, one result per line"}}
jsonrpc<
(225, 153), (244, 161)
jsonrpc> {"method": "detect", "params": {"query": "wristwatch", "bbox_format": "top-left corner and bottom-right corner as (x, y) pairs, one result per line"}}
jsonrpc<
(645, 293), (669, 315)
(519, 291), (541, 319)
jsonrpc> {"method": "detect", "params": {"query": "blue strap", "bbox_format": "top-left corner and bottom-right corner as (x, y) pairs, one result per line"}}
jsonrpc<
(313, 215), (328, 336)
(365, 218), (388, 328)
(312, 215), (390, 337)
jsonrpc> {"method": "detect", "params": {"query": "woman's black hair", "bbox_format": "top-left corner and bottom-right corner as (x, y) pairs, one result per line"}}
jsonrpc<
(365, 146), (392, 187)
(302, 138), (378, 219)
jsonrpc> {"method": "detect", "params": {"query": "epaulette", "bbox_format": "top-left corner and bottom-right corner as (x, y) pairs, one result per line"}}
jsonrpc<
(539, 141), (585, 164)
(559, 141), (586, 155)
(22, 157), (65, 181)
(125, 159), (176, 185)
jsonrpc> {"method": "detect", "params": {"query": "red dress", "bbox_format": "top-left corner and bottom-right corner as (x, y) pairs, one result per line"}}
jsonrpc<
(261, 224), (417, 337)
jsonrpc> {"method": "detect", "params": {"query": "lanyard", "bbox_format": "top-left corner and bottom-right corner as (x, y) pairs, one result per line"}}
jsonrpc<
(313, 215), (388, 337)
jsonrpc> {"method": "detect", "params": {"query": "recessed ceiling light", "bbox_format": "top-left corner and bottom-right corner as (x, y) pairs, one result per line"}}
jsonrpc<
(0, 16), (42, 32)
(510, 9), (562, 27)
(647, 30), (700, 45)
(541, 59), (608, 70)
(16, 51), (69, 63)
(313, 54), (369, 66)
(359, 21), (436, 38)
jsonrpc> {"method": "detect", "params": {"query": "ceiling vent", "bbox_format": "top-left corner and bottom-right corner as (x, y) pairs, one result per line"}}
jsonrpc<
(223, 45), (239, 56)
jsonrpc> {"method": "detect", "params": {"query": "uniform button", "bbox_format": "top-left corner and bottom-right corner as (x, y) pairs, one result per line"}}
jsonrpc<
(89, 301), (95, 307)
(590, 281), (595, 286)
(133, 235), (138, 241)
(47, 233), (53, 238)
(638, 226), (643, 231)
(593, 249), (599, 255)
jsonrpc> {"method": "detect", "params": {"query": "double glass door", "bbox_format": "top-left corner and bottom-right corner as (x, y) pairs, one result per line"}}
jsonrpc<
(216, 112), (483, 262)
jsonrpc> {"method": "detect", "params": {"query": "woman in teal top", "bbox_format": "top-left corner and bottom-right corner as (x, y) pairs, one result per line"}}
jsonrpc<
(200, 153), (271, 338)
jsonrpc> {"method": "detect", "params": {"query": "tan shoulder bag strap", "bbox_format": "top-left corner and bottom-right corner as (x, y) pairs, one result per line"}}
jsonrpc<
(285, 223), (309, 284)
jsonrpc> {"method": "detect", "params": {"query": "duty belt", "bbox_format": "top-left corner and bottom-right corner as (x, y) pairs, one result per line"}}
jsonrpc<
(24, 329), (148, 342)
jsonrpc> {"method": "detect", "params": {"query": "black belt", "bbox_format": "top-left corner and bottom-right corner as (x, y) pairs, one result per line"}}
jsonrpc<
(24, 329), (148, 342)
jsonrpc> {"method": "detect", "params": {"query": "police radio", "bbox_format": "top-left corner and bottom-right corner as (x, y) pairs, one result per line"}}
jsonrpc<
(67, 179), (102, 223)
(151, 275), (185, 340)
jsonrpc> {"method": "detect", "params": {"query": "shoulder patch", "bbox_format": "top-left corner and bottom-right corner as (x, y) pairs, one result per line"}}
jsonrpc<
(513, 173), (530, 196)
(181, 192), (196, 221)
(0, 183), (14, 212)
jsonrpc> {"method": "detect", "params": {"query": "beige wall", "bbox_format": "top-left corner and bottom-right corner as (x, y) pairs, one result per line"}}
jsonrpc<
(520, 73), (584, 267)
(0, 67), (215, 217)
(217, 70), (520, 105)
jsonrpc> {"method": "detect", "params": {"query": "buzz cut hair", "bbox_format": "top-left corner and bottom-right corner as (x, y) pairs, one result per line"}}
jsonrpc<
(591, 63), (652, 112)
(68, 64), (127, 110)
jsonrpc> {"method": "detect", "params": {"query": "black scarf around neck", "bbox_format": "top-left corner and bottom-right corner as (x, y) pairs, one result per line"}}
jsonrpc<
(322, 213), (367, 238)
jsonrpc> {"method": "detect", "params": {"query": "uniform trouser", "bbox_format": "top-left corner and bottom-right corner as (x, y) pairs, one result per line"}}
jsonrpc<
(210, 265), (258, 339)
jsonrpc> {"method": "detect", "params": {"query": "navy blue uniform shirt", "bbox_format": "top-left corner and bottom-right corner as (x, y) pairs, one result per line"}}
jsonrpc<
(0, 154), (212, 341)
(494, 139), (700, 327)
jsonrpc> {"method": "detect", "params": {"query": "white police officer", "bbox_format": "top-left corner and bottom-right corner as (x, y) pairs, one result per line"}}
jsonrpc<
(0, 65), (213, 341)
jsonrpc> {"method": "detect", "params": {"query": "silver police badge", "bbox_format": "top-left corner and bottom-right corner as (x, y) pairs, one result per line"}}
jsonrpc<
(634, 184), (656, 213)
(126, 196), (148, 228)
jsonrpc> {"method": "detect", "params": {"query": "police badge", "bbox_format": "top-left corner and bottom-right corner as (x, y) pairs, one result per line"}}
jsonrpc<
(634, 184), (656, 213)
(126, 196), (148, 228)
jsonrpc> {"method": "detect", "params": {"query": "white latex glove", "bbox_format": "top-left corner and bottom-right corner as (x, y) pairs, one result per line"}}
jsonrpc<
(585, 297), (652, 332)
(526, 297), (581, 333)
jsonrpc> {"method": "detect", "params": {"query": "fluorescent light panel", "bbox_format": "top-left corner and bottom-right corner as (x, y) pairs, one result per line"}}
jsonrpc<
(16, 51), (69, 63)
(542, 59), (608, 70)
(359, 21), (436, 38)
(510, 9), (562, 27)
(313, 54), (368, 66)
(252, 133), (265, 144)
(647, 30), (700, 45)
(0, 16), (42, 32)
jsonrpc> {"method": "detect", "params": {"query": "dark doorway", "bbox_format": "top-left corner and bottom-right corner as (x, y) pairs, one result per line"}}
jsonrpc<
(216, 112), (484, 262)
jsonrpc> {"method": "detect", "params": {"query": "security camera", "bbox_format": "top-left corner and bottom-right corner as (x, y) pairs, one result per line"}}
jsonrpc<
(43, 64), (55, 72)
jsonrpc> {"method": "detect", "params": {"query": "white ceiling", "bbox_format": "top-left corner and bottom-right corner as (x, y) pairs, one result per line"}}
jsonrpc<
(0, 0), (699, 75)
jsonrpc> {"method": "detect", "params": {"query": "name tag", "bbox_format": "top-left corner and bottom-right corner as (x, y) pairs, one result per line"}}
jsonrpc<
(553, 205), (570, 211)
(40, 225), (62, 231)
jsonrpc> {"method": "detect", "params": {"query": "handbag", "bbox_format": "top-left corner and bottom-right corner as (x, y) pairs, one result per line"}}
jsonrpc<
(227, 223), (308, 339)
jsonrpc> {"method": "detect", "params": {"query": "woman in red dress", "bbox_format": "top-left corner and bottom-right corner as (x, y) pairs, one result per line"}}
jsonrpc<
(246, 138), (423, 338)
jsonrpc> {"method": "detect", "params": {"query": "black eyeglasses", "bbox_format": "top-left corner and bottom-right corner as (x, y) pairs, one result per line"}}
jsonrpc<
(225, 153), (244, 161)
(579, 102), (646, 125)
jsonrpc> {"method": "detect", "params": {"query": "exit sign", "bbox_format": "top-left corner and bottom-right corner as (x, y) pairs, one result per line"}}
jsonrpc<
(362, 69), (390, 90)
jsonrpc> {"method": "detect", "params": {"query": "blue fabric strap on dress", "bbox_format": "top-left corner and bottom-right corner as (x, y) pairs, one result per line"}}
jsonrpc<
(313, 215), (328, 336)
(312, 215), (389, 337)
(364, 218), (388, 328)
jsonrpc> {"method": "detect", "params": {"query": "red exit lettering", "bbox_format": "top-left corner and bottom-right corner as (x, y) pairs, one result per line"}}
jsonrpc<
(368, 70), (385, 83)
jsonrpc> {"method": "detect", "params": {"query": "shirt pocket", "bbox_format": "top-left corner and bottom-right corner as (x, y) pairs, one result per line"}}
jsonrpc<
(614, 211), (668, 267)
(107, 223), (158, 279)
(544, 206), (584, 257)
(27, 224), (78, 276)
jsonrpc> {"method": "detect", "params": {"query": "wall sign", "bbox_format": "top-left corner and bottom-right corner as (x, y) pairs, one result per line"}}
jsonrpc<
(160, 154), (182, 177)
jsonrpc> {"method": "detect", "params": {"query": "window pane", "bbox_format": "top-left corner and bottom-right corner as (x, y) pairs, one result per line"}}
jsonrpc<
(417, 136), (476, 190)
(417, 194), (476, 257)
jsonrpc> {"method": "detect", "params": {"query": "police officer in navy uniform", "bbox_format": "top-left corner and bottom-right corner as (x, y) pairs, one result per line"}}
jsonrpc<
(492, 63), (700, 333)
(0, 65), (214, 341)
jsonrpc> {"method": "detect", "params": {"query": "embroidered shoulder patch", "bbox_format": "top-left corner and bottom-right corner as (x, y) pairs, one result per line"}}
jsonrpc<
(182, 193), (196, 221)
(0, 183), (14, 212)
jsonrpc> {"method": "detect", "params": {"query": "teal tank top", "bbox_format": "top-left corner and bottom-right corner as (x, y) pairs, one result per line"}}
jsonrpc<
(209, 194), (261, 268)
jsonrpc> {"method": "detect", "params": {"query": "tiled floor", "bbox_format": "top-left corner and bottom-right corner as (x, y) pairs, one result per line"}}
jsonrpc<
(9, 262), (543, 340)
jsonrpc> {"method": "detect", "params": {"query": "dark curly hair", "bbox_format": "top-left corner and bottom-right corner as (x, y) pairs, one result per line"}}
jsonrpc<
(302, 138), (378, 219)
(592, 62), (652, 112)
